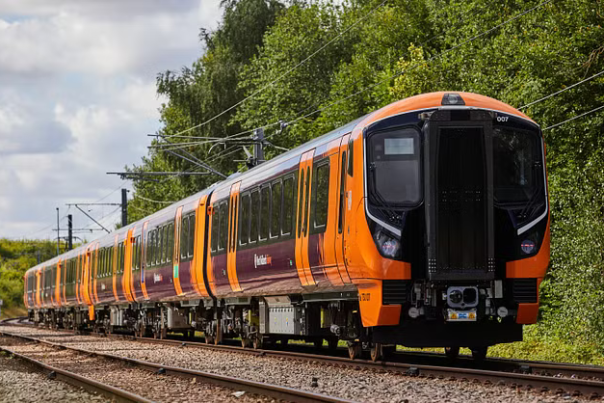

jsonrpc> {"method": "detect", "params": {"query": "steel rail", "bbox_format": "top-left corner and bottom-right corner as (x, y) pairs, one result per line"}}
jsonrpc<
(116, 335), (604, 398)
(0, 329), (354, 403)
(7, 322), (604, 397)
(0, 345), (152, 403)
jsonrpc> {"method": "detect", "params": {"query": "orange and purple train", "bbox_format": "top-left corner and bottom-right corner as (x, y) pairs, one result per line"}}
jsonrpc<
(24, 92), (550, 360)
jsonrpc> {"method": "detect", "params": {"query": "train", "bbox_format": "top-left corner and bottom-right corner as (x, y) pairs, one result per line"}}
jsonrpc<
(24, 92), (550, 361)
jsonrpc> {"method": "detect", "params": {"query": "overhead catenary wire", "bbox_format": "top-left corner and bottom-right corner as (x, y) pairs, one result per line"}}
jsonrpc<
(136, 195), (177, 205)
(543, 104), (604, 131)
(519, 69), (604, 110)
(159, 0), (389, 141)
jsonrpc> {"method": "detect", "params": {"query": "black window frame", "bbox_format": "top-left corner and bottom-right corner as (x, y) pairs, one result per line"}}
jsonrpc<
(270, 180), (282, 239)
(282, 175), (295, 236)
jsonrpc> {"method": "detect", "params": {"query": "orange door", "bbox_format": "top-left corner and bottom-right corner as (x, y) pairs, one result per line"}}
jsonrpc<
(227, 182), (242, 292)
(55, 261), (62, 307)
(173, 208), (184, 296)
(192, 196), (210, 297)
(295, 150), (316, 286)
(335, 134), (352, 283)
(123, 229), (135, 302)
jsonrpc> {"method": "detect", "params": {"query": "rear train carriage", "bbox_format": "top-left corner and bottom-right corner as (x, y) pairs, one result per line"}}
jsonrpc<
(25, 92), (550, 360)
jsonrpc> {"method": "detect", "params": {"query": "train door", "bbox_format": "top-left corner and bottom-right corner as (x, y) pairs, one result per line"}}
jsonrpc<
(75, 254), (81, 305)
(192, 195), (210, 297)
(335, 134), (353, 283)
(91, 244), (99, 304)
(56, 261), (63, 307)
(295, 150), (316, 286)
(82, 248), (91, 306)
(173, 207), (184, 296)
(226, 182), (242, 292)
(123, 229), (135, 302)
(35, 268), (41, 308)
(112, 235), (119, 302)
(50, 264), (56, 307)
(140, 221), (149, 300)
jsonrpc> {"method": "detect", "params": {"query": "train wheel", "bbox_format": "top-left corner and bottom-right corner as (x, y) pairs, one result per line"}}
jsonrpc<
(471, 346), (488, 361)
(313, 338), (324, 349)
(445, 346), (460, 360)
(347, 342), (362, 360)
(204, 334), (214, 344)
(370, 343), (383, 362)
(241, 337), (250, 348)
(252, 335), (263, 349)
(327, 337), (338, 351)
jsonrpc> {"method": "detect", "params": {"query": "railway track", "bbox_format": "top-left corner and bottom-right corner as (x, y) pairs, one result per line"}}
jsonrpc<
(0, 340), (150, 402)
(127, 334), (604, 398)
(4, 321), (604, 400)
(0, 327), (354, 403)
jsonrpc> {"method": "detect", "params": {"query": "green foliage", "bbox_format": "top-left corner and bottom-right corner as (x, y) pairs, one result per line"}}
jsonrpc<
(0, 239), (57, 309)
(130, 0), (604, 355)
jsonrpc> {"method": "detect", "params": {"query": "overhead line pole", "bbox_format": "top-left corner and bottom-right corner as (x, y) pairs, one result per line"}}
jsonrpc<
(121, 189), (128, 227)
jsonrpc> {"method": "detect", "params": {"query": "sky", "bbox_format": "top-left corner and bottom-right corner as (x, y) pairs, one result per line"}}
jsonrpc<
(0, 0), (222, 242)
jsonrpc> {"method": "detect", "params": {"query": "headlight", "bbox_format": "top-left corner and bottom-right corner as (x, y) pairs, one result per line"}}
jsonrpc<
(374, 229), (400, 259)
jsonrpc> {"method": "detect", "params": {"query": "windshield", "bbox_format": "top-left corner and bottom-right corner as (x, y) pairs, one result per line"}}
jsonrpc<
(367, 128), (421, 206)
(493, 127), (543, 204)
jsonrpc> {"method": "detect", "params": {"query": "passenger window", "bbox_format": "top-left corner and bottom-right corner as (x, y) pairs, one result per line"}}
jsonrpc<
(348, 139), (354, 176)
(219, 202), (228, 251)
(303, 167), (310, 235)
(260, 186), (270, 241)
(211, 204), (219, 252)
(181, 216), (189, 259)
(239, 194), (250, 246)
(188, 214), (195, 257)
(167, 223), (174, 263)
(338, 152), (346, 234)
(297, 171), (305, 237)
(282, 177), (294, 235)
(314, 163), (330, 228)
(250, 191), (259, 243)
(271, 181), (282, 238)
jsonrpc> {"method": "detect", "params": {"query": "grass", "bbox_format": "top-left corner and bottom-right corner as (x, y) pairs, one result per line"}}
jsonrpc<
(0, 306), (26, 320)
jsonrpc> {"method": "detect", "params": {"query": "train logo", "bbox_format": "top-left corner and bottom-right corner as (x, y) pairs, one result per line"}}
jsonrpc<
(254, 254), (272, 268)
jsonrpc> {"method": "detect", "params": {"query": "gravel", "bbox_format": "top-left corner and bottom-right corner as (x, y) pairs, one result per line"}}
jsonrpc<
(0, 332), (269, 403)
(1, 325), (598, 403)
(0, 349), (108, 403)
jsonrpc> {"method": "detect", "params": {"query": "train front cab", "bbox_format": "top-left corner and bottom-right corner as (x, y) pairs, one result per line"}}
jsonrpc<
(346, 92), (550, 357)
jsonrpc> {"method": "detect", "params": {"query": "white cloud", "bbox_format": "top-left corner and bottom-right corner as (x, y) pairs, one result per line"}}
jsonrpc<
(0, 0), (223, 239)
